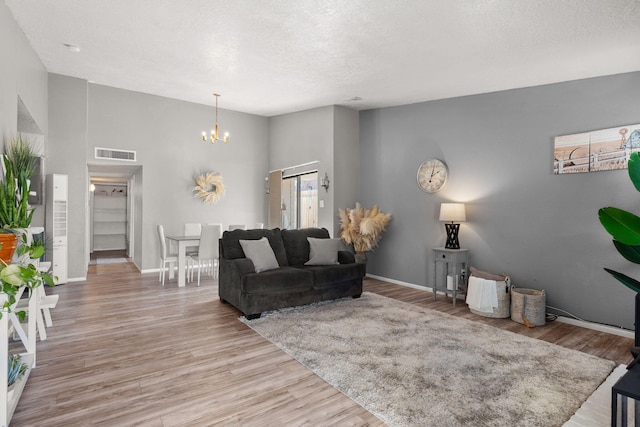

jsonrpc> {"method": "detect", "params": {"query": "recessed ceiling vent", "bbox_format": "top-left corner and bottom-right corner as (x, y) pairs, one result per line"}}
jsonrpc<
(95, 147), (136, 162)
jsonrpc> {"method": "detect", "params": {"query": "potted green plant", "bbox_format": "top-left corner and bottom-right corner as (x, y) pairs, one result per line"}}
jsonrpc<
(0, 135), (38, 262)
(0, 134), (53, 317)
(599, 151), (640, 356)
(7, 354), (27, 392)
(0, 254), (55, 320)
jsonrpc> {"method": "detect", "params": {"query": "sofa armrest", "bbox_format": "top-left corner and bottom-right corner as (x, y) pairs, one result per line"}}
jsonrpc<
(219, 257), (257, 306)
(226, 257), (256, 276)
(338, 250), (356, 264)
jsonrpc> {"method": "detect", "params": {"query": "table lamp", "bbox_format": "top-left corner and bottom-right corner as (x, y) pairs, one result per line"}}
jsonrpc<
(439, 203), (466, 249)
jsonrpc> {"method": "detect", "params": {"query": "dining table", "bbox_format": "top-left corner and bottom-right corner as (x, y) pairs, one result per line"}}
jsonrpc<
(165, 235), (200, 287)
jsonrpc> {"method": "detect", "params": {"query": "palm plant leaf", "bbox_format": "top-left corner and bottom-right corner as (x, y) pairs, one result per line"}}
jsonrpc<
(599, 207), (640, 245)
(629, 152), (640, 192)
(613, 240), (640, 264)
(604, 268), (640, 293)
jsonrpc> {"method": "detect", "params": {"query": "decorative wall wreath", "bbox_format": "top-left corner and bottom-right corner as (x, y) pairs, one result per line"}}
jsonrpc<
(193, 172), (225, 204)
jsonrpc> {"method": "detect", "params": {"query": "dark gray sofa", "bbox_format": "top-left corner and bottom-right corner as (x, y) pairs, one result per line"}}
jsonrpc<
(219, 227), (365, 319)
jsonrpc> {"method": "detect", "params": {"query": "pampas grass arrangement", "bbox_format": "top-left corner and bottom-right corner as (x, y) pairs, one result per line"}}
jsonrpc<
(338, 203), (391, 253)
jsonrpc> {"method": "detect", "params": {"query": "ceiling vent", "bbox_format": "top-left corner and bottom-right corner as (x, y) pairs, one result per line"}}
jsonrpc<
(95, 147), (136, 162)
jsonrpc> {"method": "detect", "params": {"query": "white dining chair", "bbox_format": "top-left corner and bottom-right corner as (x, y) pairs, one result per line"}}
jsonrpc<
(228, 224), (246, 231)
(204, 223), (223, 279)
(183, 223), (202, 281)
(189, 223), (222, 285)
(157, 225), (178, 286)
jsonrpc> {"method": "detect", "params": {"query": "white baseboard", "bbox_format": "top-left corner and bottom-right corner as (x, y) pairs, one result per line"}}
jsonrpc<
(554, 315), (634, 339)
(365, 274), (635, 339)
(366, 273), (432, 292)
(67, 276), (87, 283)
(141, 267), (175, 274)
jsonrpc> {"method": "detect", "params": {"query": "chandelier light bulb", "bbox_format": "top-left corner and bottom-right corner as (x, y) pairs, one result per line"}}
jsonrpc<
(201, 93), (230, 144)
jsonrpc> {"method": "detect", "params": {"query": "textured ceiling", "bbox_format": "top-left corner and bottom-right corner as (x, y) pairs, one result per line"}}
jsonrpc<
(6, 0), (640, 117)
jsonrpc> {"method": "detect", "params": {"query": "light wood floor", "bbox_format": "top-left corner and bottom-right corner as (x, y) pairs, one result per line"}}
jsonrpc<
(10, 260), (634, 426)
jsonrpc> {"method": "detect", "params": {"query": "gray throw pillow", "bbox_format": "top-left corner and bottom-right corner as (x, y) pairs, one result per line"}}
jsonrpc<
(239, 237), (279, 273)
(304, 237), (340, 265)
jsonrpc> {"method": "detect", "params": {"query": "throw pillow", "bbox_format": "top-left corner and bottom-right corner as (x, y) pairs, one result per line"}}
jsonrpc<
(304, 237), (340, 266)
(239, 237), (279, 273)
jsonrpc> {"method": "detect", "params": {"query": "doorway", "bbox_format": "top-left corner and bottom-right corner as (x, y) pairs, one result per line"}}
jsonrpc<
(281, 171), (318, 229)
(90, 183), (129, 255)
(87, 164), (141, 271)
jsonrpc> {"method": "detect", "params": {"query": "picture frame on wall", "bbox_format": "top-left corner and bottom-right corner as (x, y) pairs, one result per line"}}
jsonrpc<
(554, 123), (640, 174)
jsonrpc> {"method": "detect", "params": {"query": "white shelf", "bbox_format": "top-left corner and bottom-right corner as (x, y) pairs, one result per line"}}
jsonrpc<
(93, 194), (127, 251)
(0, 287), (38, 426)
(7, 352), (33, 422)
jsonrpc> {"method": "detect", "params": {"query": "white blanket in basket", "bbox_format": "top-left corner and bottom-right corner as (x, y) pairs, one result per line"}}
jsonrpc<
(466, 276), (498, 314)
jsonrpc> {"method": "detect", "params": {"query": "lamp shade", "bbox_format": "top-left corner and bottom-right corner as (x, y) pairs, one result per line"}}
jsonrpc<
(439, 203), (466, 222)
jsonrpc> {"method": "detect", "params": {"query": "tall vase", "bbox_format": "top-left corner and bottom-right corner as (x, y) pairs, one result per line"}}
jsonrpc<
(354, 251), (368, 265)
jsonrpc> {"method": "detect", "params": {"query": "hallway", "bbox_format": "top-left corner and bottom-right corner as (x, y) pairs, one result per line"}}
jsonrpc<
(88, 249), (137, 275)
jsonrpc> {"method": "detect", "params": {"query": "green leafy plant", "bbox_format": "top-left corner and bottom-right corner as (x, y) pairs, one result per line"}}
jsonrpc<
(5, 135), (37, 186)
(599, 152), (640, 292)
(7, 354), (27, 387)
(0, 158), (34, 230)
(16, 233), (44, 260)
(0, 135), (38, 231)
(0, 135), (54, 319)
(0, 234), (55, 319)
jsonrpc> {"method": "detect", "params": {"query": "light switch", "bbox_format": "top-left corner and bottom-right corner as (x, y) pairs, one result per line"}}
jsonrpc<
(319, 200), (325, 208)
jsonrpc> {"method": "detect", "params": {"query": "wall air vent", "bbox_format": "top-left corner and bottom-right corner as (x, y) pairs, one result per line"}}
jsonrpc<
(95, 147), (136, 162)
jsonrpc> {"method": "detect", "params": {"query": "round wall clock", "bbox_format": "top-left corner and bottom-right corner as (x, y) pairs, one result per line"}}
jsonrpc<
(417, 159), (449, 193)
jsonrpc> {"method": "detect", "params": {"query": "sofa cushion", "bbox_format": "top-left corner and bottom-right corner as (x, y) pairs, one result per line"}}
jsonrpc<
(222, 228), (288, 266)
(241, 267), (313, 294)
(302, 263), (366, 287)
(281, 228), (330, 266)
(305, 237), (340, 266)
(239, 237), (279, 273)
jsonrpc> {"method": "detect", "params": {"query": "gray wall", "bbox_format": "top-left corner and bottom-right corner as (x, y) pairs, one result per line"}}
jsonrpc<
(269, 105), (360, 236)
(131, 167), (144, 271)
(269, 106), (335, 232)
(360, 71), (640, 330)
(0, 3), (47, 225)
(333, 106), (360, 235)
(47, 75), (89, 279)
(45, 80), (270, 275)
(86, 84), (269, 272)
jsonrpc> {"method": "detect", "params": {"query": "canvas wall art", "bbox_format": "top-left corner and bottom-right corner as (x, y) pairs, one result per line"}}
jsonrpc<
(554, 123), (640, 174)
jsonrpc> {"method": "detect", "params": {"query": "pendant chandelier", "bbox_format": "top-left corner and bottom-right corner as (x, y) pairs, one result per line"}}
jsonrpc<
(202, 93), (230, 144)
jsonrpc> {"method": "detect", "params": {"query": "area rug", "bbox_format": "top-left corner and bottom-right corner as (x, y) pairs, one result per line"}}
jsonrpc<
(242, 292), (615, 427)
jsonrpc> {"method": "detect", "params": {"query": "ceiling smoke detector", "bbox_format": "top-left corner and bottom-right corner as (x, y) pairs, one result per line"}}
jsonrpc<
(64, 43), (80, 53)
